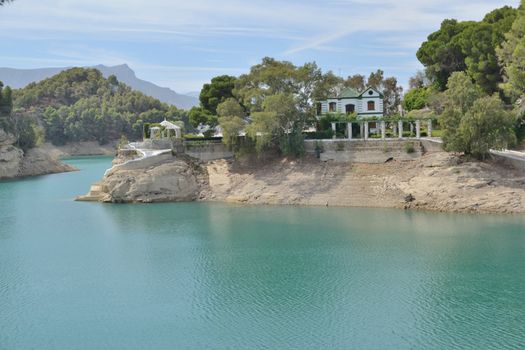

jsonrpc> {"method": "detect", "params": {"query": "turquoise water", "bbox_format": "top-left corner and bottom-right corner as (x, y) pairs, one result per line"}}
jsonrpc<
(1, 157), (525, 349)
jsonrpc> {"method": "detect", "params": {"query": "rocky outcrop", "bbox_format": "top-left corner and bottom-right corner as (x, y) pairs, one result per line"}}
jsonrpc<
(78, 147), (525, 214)
(0, 130), (24, 178)
(0, 129), (76, 180)
(77, 153), (203, 203)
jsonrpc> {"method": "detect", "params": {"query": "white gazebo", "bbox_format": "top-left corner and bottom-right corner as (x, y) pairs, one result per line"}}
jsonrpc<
(160, 119), (182, 139)
(149, 126), (161, 139)
(148, 119), (182, 140)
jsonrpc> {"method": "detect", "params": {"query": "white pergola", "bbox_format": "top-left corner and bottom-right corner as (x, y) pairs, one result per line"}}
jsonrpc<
(330, 119), (433, 140)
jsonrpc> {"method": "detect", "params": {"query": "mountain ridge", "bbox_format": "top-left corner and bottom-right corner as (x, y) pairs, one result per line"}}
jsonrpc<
(0, 64), (198, 110)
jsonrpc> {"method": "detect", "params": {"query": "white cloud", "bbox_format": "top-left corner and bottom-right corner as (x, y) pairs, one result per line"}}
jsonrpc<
(0, 0), (520, 92)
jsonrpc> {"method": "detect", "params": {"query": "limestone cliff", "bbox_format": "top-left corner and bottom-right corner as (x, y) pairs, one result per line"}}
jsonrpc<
(0, 129), (76, 180)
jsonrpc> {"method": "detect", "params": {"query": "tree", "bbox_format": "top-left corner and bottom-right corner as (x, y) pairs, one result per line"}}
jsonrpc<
(0, 0), (14, 5)
(383, 77), (403, 115)
(458, 95), (516, 159)
(367, 70), (384, 90)
(246, 93), (304, 155)
(440, 72), (483, 151)
(403, 87), (430, 112)
(418, 7), (517, 93)
(409, 71), (429, 90)
(417, 19), (469, 91)
(107, 74), (119, 86)
(498, 1), (525, 99)
(234, 57), (304, 113)
(0, 82), (13, 131)
(188, 106), (217, 129)
(344, 74), (366, 91)
(199, 75), (237, 115)
(43, 107), (67, 145)
(311, 71), (343, 101)
(217, 98), (245, 149)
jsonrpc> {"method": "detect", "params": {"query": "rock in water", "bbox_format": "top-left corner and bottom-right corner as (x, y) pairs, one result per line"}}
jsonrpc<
(77, 153), (201, 203)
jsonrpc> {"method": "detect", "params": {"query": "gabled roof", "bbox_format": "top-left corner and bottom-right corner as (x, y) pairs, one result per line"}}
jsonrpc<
(326, 86), (383, 100)
(160, 119), (181, 130)
(358, 86), (384, 98)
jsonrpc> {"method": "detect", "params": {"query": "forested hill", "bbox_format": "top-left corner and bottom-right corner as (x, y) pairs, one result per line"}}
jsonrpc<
(9, 68), (186, 146)
(0, 64), (199, 109)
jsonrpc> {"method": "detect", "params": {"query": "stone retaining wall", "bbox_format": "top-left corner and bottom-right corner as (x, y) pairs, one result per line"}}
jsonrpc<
(304, 139), (423, 163)
(183, 141), (233, 161)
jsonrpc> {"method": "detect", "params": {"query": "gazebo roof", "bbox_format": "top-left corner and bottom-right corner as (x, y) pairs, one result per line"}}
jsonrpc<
(160, 119), (181, 130)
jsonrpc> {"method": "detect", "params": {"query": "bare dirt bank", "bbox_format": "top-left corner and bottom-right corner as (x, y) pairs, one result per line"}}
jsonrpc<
(200, 152), (525, 214)
(78, 150), (525, 214)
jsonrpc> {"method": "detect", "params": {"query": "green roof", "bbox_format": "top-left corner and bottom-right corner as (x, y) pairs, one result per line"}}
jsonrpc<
(338, 88), (359, 98)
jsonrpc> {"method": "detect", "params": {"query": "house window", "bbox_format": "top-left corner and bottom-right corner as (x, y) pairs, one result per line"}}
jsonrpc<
(329, 102), (337, 112)
(316, 103), (322, 116)
(367, 101), (375, 111)
(368, 90), (374, 95)
(345, 104), (355, 114)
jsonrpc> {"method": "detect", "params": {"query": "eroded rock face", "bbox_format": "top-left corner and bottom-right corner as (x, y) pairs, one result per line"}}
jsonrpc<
(0, 129), (76, 180)
(79, 154), (202, 203)
(0, 144), (23, 178)
(18, 148), (76, 178)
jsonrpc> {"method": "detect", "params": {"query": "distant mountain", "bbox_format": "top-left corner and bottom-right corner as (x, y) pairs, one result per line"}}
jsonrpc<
(0, 64), (199, 110)
(184, 91), (201, 98)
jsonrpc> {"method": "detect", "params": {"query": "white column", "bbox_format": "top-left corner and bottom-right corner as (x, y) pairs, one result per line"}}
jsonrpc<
(381, 121), (386, 140)
(331, 122), (336, 139)
(364, 122), (369, 140)
(347, 122), (352, 140)
(427, 119), (433, 138)
(398, 120), (403, 139)
(360, 123), (364, 139)
(416, 120), (421, 139)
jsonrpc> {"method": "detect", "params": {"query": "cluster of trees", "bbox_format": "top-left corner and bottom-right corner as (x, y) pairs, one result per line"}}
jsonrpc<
(10, 68), (187, 146)
(417, 6), (518, 93)
(0, 81), (41, 151)
(407, 2), (525, 158)
(192, 57), (403, 156)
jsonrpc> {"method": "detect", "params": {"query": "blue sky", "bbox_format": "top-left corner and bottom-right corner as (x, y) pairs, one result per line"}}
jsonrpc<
(0, 0), (520, 94)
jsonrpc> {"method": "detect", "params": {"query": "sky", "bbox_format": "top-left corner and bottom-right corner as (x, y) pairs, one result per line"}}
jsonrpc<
(0, 0), (520, 94)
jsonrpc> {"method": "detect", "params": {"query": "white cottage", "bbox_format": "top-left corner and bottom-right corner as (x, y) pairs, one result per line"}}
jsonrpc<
(317, 87), (384, 119)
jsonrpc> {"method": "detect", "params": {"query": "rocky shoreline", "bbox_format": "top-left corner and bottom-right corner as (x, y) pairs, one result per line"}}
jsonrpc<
(77, 150), (525, 214)
(0, 130), (76, 180)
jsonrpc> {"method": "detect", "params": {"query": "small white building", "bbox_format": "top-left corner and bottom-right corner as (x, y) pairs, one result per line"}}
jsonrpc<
(317, 87), (384, 119)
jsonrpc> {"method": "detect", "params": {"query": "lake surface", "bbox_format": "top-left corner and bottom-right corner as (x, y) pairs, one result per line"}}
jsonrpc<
(1, 157), (525, 349)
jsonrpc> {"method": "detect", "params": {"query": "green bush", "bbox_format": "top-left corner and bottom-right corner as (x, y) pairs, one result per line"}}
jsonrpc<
(304, 130), (334, 139)
(405, 142), (416, 153)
